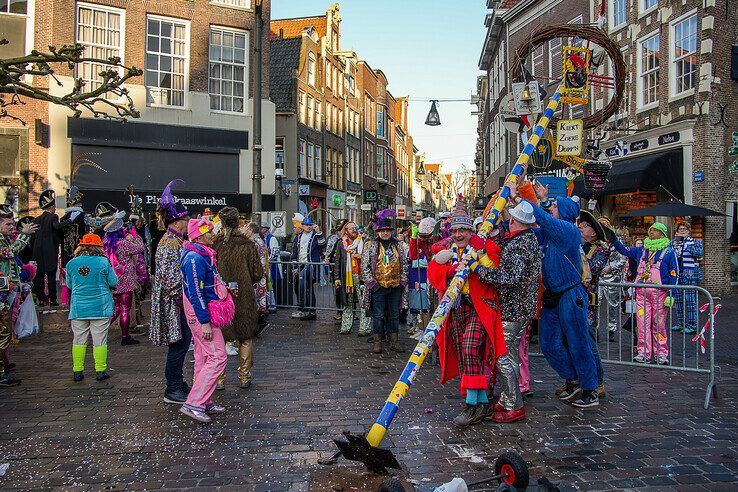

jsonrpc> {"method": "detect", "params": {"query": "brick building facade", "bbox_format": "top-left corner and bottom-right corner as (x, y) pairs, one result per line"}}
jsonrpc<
(476, 0), (738, 295)
(2, 0), (276, 216)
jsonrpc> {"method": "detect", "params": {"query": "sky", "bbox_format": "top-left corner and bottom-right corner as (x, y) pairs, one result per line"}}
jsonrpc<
(270, 0), (489, 174)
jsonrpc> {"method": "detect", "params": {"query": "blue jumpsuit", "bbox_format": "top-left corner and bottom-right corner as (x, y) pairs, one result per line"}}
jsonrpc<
(527, 198), (599, 391)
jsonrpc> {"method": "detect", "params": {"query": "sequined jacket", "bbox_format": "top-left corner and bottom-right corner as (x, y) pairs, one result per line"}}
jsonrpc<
(0, 233), (30, 283)
(149, 233), (184, 346)
(360, 238), (408, 310)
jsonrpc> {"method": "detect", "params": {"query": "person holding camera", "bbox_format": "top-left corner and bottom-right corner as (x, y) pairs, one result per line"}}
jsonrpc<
(212, 208), (264, 390)
(0, 205), (37, 386)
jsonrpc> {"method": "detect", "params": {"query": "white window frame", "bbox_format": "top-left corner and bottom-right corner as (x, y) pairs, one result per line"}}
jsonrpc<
(314, 145), (322, 181)
(307, 95), (313, 127)
(548, 37), (562, 82)
(325, 62), (331, 89)
(298, 90), (306, 123)
(608, 0), (628, 32)
(306, 142), (314, 179)
(669, 9), (698, 100)
(314, 98), (320, 130)
(75, 2), (125, 101)
(145, 14), (190, 109)
(209, 0), (252, 11)
(636, 30), (660, 111)
(638, 0), (658, 17)
(299, 139), (306, 176)
(208, 25), (249, 115)
(307, 52), (316, 87)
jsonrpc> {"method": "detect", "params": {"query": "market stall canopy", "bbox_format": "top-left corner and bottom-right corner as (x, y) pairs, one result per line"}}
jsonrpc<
(620, 201), (726, 217)
(572, 149), (683, 198)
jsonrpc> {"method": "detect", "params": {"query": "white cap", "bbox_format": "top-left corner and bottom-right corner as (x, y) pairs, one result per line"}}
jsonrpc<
(509, 201), (536, 225)
(473, 216), (483, 228)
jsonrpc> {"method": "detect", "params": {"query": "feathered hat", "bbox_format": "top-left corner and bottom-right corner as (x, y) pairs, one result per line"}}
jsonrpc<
(373, 208), (396, 231)
(158, 179), (189, 227)
(39, 189), (56, 210)
(66, 185), (83, 207)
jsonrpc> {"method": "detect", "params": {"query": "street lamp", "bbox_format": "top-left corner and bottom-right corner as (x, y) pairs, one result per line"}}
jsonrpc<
(416, 161), (426, 176)
(425, 100), (441, 126)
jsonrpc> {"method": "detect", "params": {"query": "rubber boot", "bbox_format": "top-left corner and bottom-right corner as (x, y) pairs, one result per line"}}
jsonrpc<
(72, 344), (87, 373)
(372, 337), (382, 354)
(389, 333), (404, 353)
(92, 345), (107, 372)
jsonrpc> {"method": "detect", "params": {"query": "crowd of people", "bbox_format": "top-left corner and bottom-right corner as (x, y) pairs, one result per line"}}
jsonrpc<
(0, 175), (703, 426)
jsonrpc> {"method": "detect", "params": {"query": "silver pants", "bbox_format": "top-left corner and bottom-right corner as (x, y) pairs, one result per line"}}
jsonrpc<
(495, 318), (530, 411)
(601, 285), (622, 333)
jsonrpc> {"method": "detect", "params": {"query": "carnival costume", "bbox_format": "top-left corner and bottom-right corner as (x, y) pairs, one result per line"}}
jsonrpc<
(59, 186), (87, 306)
(180, 218), (233, 421)
(289, 217), (326, 319)
(66, 234), (118, 381)
(407, 217), (438, 337)
(598, 218), (628, 335)
(427, 205), (506, 427)
(149, 179), (192, 404)
(614, 223), (678, 364)
(527, 197), (600, 399)
(32, 189), (71, 306)
(670, 222), (703, 334)
(330, 228), (370, 335)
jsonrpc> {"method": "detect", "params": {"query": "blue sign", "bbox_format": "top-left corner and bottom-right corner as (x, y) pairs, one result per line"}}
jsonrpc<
(534, 176), (568, 197)
(693, 171), (705, 183)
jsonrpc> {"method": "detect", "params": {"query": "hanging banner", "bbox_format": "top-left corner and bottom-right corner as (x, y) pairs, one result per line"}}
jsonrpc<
(561, 45), (591, 105)
(555, 119), (583, 156)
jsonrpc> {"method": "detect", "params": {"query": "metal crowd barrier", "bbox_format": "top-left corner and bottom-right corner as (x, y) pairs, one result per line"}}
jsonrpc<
(527, 281), (718, 409)
(270, 260), (339, 313)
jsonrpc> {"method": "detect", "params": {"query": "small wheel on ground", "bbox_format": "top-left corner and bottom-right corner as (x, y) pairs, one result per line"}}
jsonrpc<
(494, 451), (529, 490)
(377, 478), (407, 492)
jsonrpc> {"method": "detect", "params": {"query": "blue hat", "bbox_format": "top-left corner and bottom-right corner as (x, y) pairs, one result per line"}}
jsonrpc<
(302, 217), (314, 226)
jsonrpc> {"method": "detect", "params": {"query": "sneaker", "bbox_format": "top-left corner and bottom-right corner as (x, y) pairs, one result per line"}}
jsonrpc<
(0, 374), (21, 386)
(291, 311), (303, 319)
(558, 381), (583, 402)
(96, 371), (110, 381)
(179, 405), (211, 423)
(205, 403), (226, 414)
(216, 380), (225, 391)
(452, 404), (486, 428)
(596, 384), (606, 399)
(492, 407), (526, 423)
(164, 388), (188, 404)
(671, 325), (683, 332)
(238, 379), (252, 389)
(657, 355), (669, 365)
(571, 390), (600, 409)
(121, 336), (140, 346)
(633, 353), (646, 363)
(226, 342), (238, 356)
(73, 371), (84, 382)
(554, 380), (575, 397)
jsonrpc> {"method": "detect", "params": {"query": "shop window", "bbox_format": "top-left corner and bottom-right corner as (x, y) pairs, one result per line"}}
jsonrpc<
(146, 15), (189, 108)
(209, 26), (248, 113)
(670, 11), (697, 97)
(76, 3), (124, 98)
(0, 134), (19, 178)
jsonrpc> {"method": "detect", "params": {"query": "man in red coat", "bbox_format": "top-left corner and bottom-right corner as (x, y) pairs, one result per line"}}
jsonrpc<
(428, 205), (506, 428)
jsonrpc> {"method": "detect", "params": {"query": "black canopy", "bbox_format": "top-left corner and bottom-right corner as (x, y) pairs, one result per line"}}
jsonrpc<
(620, 201), (725, 218)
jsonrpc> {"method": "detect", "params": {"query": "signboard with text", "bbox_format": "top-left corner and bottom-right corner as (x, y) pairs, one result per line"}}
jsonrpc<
(555, 119), (583, 156)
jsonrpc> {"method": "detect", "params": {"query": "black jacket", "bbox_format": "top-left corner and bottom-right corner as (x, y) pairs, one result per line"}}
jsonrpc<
(32, 211), (71, 272)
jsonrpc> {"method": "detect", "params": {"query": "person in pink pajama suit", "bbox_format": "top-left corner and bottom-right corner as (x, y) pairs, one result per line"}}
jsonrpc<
(613, 222), (678, 365)
(179, 218), (234, 423)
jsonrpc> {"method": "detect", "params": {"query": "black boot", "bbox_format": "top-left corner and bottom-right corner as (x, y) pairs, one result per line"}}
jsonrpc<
(96, 371), (110, 382)
(0, 372), (21, 386)
(73, 371), (84, 382)
(121, 336), (140, 346)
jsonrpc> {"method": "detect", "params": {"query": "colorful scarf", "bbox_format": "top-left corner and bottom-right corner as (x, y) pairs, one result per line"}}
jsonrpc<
(644, 237), (670, 252)
(342, 235), (363, 288)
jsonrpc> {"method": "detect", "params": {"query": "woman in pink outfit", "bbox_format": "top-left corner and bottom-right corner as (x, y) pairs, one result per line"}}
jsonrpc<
(179, 218), (234, 423)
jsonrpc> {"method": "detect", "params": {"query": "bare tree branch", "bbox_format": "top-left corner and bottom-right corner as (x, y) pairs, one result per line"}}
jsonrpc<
(0, 40), (142, 124)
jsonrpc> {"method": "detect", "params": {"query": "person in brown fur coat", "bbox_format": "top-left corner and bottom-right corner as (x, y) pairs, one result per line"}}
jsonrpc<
(212, 207), (264, 389)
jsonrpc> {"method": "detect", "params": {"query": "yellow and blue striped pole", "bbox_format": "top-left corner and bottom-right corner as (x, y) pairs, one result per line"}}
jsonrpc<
(364, 84), (566, 449)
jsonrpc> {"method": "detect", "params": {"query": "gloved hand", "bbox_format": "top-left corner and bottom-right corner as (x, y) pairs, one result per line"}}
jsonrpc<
(411, 224), (419, 239)
(664, 296), (674, 308)
(434, 249), (454, 265)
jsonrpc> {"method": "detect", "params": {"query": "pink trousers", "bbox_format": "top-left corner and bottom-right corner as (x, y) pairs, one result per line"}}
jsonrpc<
(518, 323), (531, 393)
(184, 322), (227, 411)
(635, 287), (668, 359)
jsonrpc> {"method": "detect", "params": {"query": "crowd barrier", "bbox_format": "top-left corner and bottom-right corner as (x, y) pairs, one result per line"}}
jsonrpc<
(270, 260), (340, 313)
(530, 281), (718, 409)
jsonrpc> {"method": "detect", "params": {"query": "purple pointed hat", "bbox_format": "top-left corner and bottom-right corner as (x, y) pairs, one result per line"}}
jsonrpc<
(158, 179), (189, 224)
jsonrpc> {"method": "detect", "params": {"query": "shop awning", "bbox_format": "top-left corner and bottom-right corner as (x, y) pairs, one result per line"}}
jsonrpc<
(573, 149), (684, 199)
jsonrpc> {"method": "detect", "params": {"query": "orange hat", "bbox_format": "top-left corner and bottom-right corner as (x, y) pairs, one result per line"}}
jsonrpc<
(78, 233), (103, 247)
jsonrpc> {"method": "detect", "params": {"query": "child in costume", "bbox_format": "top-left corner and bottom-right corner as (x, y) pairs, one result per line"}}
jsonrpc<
(427, 204), (506, 428)
(614, 222), (678, 364)
(67, 234), (118, 382)
(670, 220), (702, 334)
(407, 217), (437, 340)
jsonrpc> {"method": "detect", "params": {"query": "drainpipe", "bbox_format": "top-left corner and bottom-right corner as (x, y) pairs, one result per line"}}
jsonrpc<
(251, 0), (263, 222)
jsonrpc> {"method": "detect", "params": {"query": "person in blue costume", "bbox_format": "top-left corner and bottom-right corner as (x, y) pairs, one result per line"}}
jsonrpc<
(506, 178), (600, 409)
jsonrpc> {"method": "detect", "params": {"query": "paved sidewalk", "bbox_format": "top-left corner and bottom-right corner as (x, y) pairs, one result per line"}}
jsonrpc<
(0, 311), (736, 491)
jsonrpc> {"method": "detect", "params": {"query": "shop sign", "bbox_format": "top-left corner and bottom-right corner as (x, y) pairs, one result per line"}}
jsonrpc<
(360, 203), (372, 211)
(658, 132), (680, 146)
(346, 195), (357, 207)
(298, 185), (310, 196)
(693, 171), (705, 182)
(630, 139), (649, 152)
(329, 191), (345, 208)
(396, 205), (407, 219)
(282, 179), (295, 197)
(363, 190), (378, 203)
(605, 140), (628, 158)
(533, 176), (568, 197)
(81, 189), (250, 212)
(555, 120), (583, 156)
(414, 212), (423, 221)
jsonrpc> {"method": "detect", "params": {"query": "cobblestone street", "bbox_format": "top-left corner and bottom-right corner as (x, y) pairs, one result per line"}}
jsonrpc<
(0, 310), (737, 491)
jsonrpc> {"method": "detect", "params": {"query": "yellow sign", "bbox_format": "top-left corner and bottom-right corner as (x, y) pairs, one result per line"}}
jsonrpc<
(555, 119), (583, 156)
(554, 154), (587, 173)
(561, 46), (591, 105)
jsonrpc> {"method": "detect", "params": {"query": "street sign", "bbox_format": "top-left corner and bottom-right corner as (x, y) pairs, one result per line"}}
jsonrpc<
(693, 171), (705, 183)
(346, 195), (357, 207)
(363, 190), (378, 203)
(299, 185), (310, 196)
(396, 205), (407, 219)
(360, 203), (372, 211)
(269, 211), (287, 237)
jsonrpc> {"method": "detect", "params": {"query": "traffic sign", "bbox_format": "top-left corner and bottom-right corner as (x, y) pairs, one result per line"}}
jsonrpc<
(269, 211), (286, 237)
